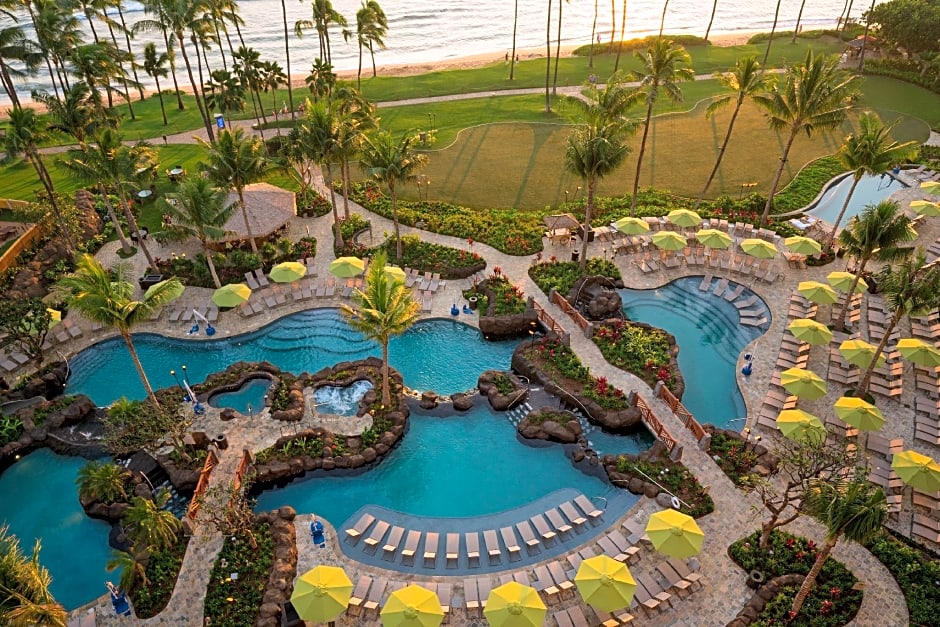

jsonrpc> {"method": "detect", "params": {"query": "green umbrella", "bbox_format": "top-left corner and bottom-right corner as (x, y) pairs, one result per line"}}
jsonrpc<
(144, 278), (184, 301)
(834, 396), (885, 432)
(614, 217), (650, 235)
(695, 228), (733, 249)
(484, 581), (546, 627)
(827, 271), (868, 293)
(290, 565), (353, 623)
(384, 265), (407, 283)
(839, 338), (886, 369)
(574, 555), (637, 613)
(780, 367), (827, 400)
(921, 180), (939, 195)
(892, 450), (940, 492)
(666, 209), (702, 228)
(651, 231), (687, 251)
(645, 509), (705, 558)
(910, 200), (940, 217)
(381, 584), (444, 627)
(269, 261), (307, 283)
(776, 409), (827, 444)
(787, 318), (833, 346)
(329, 256), (365, 278)
(797, 280), (839, 305)
(785, 236), (822, 256)
(740, 238), (777, 259)
(212, 283), (252, 308)
(898, 338), (940, 367)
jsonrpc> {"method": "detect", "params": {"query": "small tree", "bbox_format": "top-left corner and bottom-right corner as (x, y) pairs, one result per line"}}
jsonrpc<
(106, 545), (150, 593)
(76, 460), (130, 505)
(0, 299), (54, 365)
(122, 489), (182, 553)
(102, 398), (194, 463)
(194, 481), (259, 550)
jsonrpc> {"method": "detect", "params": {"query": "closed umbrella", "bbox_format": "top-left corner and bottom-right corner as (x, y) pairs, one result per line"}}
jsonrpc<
(797, 280), (839, 305)
(269, 261), (307, 283)
(787, 319), (833, 346)
(212, 283), (252, 307)
(667, 209), (702, 229)
(329, 256), (365, 278)
(892, 450), (940, 492)
(776, 409), (827, 444)
(834, 396), (885, 432)
(651, 231), (687, 251)
(384, 265), (407, 283)
(740, 238), (777, 259)
(645, 509), (704, 558)
(381, 584), (444, 627)
(827, 271), (868, 294)
(780, 367), (827, 400)
(574, 555), (637, 612)
(144, 278), (185, 301)
(921, 180), (939, 195)
(614, 216), (650, 235)
(483, 581), (546, 627)
(898, 338), (940, 368)
(909, 200), (940, 217)
(289, 565), (353, 623)
(839, 338), (886, 369)
(695, 228), (733, 249)
(785, 236), (822, 256)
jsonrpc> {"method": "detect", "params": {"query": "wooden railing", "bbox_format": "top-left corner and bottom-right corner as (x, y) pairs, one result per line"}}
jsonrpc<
(635, 395), (677, 452)
(658, 385), (708, 442)
(186, 448), (220, 521)
(0, 223), (41, 274)
(231, 448), (252, 493)
(550, 290), (591, 332)
(531, 299), (565, 336)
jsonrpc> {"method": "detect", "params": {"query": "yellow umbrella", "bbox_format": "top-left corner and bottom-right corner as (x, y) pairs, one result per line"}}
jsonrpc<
(212, 283), (252, 307)
(574, 555), (637, 612)
(834, 396), (885, 432)
(614, 216), (650, 235)
(839, 338), (886, 369)
(740, 238), (777, 259)
(898, 338), (940, 367)
(289, 565), (353, 623)
(384, 265), (407, 283)
(827, 271), (868, 294)
(483, 581), (546, 627)
(780, 367), (827, 400)
(666, 209), (702, 228)
(144, 278), (185, 301)
(329, 256), (365, 278)
(787, 319), (833, 346)
(785, 236), (822, 256)
(892, 450), (940, 492)
(920, 180), (940, 195)
(269, 261), (307, 283)
(47, 308), (62, 323)
(651, 231), (687, 251)
(777, 409), (827, 444)
(380, 584), (444, 627)
(797, 280), (839, 305)
(645, 509), (704, 559)
(695, 228), (733, 249)
(910, 200), (940, 217)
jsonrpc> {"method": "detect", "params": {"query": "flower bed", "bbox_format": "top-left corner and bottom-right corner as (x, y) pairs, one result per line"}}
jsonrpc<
(203, 523), (274, 625)
(130, 535), (189, 618)
(729, 529), (862, 626)
(592, 319), (677, 390)
(529, 259), (622, 296)
(608, 453), (715, 518)
(708, 431), (761, 487)
(867, 531), (940, 626)
(526, 340), (630, 410)
(335, 213), (372, 255)
(372, 235), (486, 278)
(463, 273), (527, 316)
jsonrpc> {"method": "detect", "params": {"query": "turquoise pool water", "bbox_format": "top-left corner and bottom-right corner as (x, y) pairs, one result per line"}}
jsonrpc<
(0, 449), (112, 610)
(806, 172), (907, 224)
(313, 380), (374, 416)
(254, 403), (648, 526)
(208, 378), (272, 414)
(620, 277), (767, 427)
(66, 310), (519, 405)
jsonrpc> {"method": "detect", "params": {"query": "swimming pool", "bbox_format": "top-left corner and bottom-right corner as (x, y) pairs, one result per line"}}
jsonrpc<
(208, 377), (272, 414)
(805, 172), (907, 224)
(0, 449), (112, 610)
(66, 310), (520, 405)
(620, 277), (768, 427)
(313, 380), (374, 416)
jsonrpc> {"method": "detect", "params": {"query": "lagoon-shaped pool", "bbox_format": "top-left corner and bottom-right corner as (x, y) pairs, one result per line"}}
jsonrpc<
(806, 172), (907, 224)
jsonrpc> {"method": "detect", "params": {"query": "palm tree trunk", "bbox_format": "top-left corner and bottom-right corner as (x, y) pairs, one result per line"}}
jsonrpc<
(510, 0), (519, 79)
(696, 96), (745, 209)
(370, 44), (378, 77)
(238, 187), (258, 253)
(357, 41), (363, 88)
(0, 61), (21, 108)
(100, 184), (132, 254)
(630, 100), (655, 216)
(155, 74), (168, 125)
(658, 0), (669, 37)
(381, 339), (391, 406)
(705, 0), (718, 42)
(856, 309), (902, 397)
(26, 145), (75, 252)
(325, 162), (343, 248)
(588, 0), (598, 69)
(837, 0), (850, 29)
(175, 31), (214, 141)
(123, 330), (160, 409)
(760, 130), (798, 225)
(203, 241), (222, 288)
(163, 28), (185, 111)
(790, 538), (836, 616)
(545, 0), (553, 113)
(826, 176), (861, 249)
(342, 158), (351, 218)
(792, 0), (807, 43)
(390, 182), (402, 259)
(842, 0), (855, 33)
(579, 178), (595, 270)
(763, 0), (783, 65)
(834, 260), (867, 331)
(119, 195), (158, 272)
(614, 0), (626, 72)
(106, 22), (136, 120)
(281, 0), (295, 121)
(552, 0), (563, 95)
(117, 6), (145, 100)
(857, 0), (876, 72)
(609, 0), (616, 53)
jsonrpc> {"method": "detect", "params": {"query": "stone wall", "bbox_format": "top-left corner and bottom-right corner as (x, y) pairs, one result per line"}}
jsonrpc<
(255, 507), (298, 627)
(0, 393), (97, 469)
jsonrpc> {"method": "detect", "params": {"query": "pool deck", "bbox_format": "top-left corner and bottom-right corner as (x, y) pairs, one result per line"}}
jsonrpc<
(50, 172), (939, 625)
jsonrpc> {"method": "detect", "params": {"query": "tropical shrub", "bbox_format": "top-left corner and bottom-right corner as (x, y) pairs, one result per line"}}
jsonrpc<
(203, 523), (274, 625)
(867, 532), (940, 625)
(268, 374), (297, 412)
(370, 235), (485, 277)
(336, 213), (371, 253)
(708, 432), (760, 487)
(255, 434), (324, 464)
(0, 415), (23, 447)
(592, 319), (676, 389)
(30, 395), (77, 427)
(571, 34), (706, 55)
(464, 274), (526, 315)
(529, 259), (621, 296)
(864, 58), (940, 93)
(130, 536), (188, 618)
(613, 455), (714, 517)
(526, 339), (630, 410)
(772, 156), (845, 214)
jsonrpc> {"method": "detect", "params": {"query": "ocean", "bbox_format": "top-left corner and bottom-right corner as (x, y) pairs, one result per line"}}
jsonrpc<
(1, 0), (881, 104)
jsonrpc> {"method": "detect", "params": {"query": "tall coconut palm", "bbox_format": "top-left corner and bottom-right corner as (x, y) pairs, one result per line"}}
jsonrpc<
(792, 0), (808, 43)
(304, 58), (336, 102)
(833, 200), (915, 331)
(32, 83), (98, 150)
(136, 0), (186, 110)
(259, 59), (286, 116)
(68, 42), (128, 118)
(122, 490), (182, 552)
(359, 129), (429, 260)
(155, 176), (236, 288)
(203, 68), (246, 117)
(292, 100), (344, 246)
(510, 0), (519, 79)
(790, 478), (886, 617)
(658, 0), (669, 37)
(762, 0), (783, 65)
(346, 0), (387, 86)
(627, 39), (694, 215)
(333, 85), (376, 218)
(55, 254), (184, 408)
(142, 42), (170, 125)
(552, 0), (570, 95)
(588, 0), (598, 69)
(753, 51), (859, 225)
(855, 251), (940, 397)
(198, 127), (267, 254)
(110, 0), (146, 100)
(544, 0), (553, 112)
(695, 55), (770, 209)
(825, 113), (917, 248)
(0, 525), (66, 627)
(704, 0), (719, 42)
(280, 0), (295, 119)
(232, 45), (269, 131)
(0, 24), (42, 110)
(341, 250), (420, 407)
(613, 0), (626, 72)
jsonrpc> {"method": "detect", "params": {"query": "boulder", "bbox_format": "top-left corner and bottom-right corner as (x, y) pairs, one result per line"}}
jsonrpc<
(361, 448), (377, 463)
(420, 391), (438, 409)
(451, 393), (473, 411)
(571, 446), (585, 462)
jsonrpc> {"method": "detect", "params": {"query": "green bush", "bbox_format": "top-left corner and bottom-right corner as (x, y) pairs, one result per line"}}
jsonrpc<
(268, 375), (298, 412)
(370, 234), (485, 278)
(867, 532), (940, 626)
(708, 432), (760, 487)
(255, 434), (325, 464)
(592, 319), (676, 390)
(529, 259), (621, 296)
(613, 455), (714, 517)
(526, 339), (631, 410)
(465, 274), (527, 316)
(130, 536), (188, 618)
(772, 156), (845, 214)
(31, 395), (77, 427)
(0, 415), (24, 446)
(571, 35), (706, 56)
(864, 59), (940, 94)
(204, 524), (274, 625)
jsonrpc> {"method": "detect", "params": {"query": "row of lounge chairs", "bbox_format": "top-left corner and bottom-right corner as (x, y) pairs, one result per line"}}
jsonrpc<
(242, 259), (317, 291)
(909, 310), (940, 446)
(757, 292), (813, 431)
(629, 248), (780, 285)
(404, 269), (446, 293)
(1, 318), (84, 372)
(164, 303), (219, 324)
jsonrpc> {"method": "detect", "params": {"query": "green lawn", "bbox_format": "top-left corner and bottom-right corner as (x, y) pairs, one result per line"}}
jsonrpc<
(858, 74), (940, 129)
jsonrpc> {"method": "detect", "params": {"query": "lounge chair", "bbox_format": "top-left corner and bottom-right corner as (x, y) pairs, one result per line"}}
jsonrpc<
(435, 583), (452, 615)
(500, 526), (521, 557)
(566, 605), (591, 627)
(423, 532), (439, 566)
(363, 520), (390, 549)
(476, 578), (491, 610)
(559, 501), (587, 527)
(401, 530), (421, 563)
(347, 575), (372, 614)
(382, 526), (405, 557)
(244, 271), (260, 290)
(530, 514), (557, 542)
(575, 494), (604, 519)
(362, 576), (387, 613)
(344, 513), (375, 541)
(463, 578), (481, 614)
(546, 507), (573, 534)
(547, 561), (575, 597)
(667, 558), (703, 589)
(533, 565), (560, 601)
(698, 273), (713, 292)
(483, 529), (502, 559)
(254, 268), (270, 287)
(445, 533), (459, 566)
(553, 608), (576, 627)
(464, 532), (481, 565)
(656, 561), (693, 597)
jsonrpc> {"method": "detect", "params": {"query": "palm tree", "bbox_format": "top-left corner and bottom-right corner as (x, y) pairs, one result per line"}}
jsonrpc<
(0, 24), (42, 110)
(76, 460), (130, 504)
(305, 58), (336, 102)
(68, 42), (127, 119)
(293, 100), (344, 246)
(552, 0), (570, 95)
(753, 51), (860, 225)
(695, 56), (770, 209)
(359, 129), (429, 260)
(122, 489), (182, 552)
(55, 254), (184, 408)
(544, 0), (553, 112)
(143, 42), (170, 126)
(199, 127), (267, 254)
(333, 85), (377, 218)
(31, 83), (98, 150)
(155, 176), (236, 288)
(0, 525), (66, 627)
(790, 478), (886, 617)
(704, 0), (719, 42)
(792, 0), (808, 43)
(833, 201), (915, 331)
(203, 68), (246, 117)
(825, 113), (917, 248)
(280, 0), (295, 119)
(658, 0), (670, 37)
(341, 250), (420, 406)
(565, 121), (632, 271)
(106, 546), (149, 593)
(510, 0), (519, 79)
(762, 0), (783, 65)
(232, 45), (269, 130)
(347, 0), (387, 86)
(627, 39), (694, 215)
(136, 0), (186, 110)
(259, 59), (286, 117)
(613, 0), (626, 72)
(587, 0), (597, 70)
(855, 251), (940, 397)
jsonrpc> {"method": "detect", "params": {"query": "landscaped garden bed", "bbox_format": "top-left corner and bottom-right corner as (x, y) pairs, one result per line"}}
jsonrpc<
(592, 319), (682, 392)
(705, 427), (775, 488)
(130, 535), (190, 618)
(370, 235), (485, 278)
(867, 531), (940, 626)
(464, 272), (536, 339)
(204, 522), (275, 625)
(605, 447), (715, 518)
(529, 258), (621, 296)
